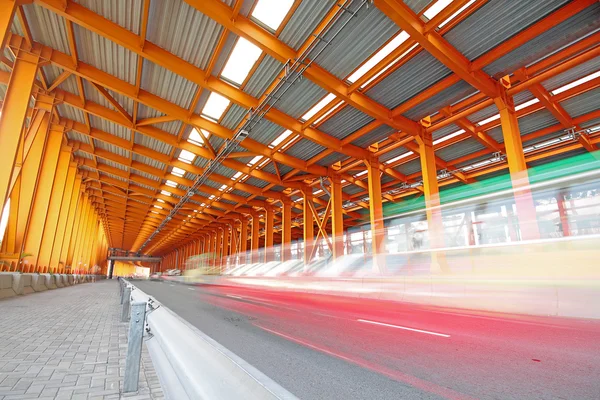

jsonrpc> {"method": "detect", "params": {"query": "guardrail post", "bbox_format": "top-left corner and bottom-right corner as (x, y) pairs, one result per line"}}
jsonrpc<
(119, 279), (125, 304)
(123, 301), (147, 393)
(121, 287), (131, 322)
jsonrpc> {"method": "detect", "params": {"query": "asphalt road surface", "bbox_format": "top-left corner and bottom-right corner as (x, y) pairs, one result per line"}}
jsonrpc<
(133, 280), (600, 400)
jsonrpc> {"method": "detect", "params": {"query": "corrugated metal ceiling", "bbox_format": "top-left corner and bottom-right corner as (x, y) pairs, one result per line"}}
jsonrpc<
(444, 0), (570, 61)
(319, 105), (374, 140)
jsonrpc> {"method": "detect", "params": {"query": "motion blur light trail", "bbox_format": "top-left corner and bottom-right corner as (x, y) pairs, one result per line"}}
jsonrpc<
(135, 280), (600, 399)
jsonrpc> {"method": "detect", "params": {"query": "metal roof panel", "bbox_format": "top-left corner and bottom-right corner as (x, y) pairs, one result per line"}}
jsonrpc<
(319, 105), (374, 140)
(141, 59), (196, 109)
(367, 51), (451, 109)
(483, 4), (600, 79)
(560, 88), (600, 118)
(89, 115), (132, 141)
(134, 132), (173, 155)
(74, 0), (142, 34)
(74, 24), (138, 85)
(244, 55), (282, 98)
(146, 0), (223, 70)
(444, 0), (570, 61)
(23, 4), (71, 54)
(351, 124), (395, 148)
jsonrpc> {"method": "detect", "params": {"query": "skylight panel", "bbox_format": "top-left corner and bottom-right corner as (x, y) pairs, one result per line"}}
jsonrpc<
(270, 130), (293, 148)
(301, 93), (336, 122)
(160, 190), (172, 196)
(515, 98), (540, 111)
(171, 167), (186, 177)
(424, 0), (453, 20)
(354, 170), (368, 177)
(165, 180), (177, 188)
(221, 38), (263, 85)
(252, 0), (294, 31)
(347, 32), (410, 83)
(551, 70), (600, 95)
(477, 114), (500, 126)
(385, 151), (414, 164)
(433, 129), (465, 145)
(438, 0), (475, 28)
(153, 205), (162, 209)
(359, 43), (418, 89)
(248, 155), (263, 166)
(232, 171), (243, 180)
(219, 184), (228, 191)
(178, 149), (196, 164)
(314, 101), (344, 125)
(157, 199), (165, 203)
(202, 92), (230, 121)
(188, 128), (210, 146)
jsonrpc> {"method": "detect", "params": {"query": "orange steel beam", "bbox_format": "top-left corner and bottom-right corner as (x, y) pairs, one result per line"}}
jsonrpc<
(32, 1), (379, 161)
(0, 46), (40, 213)
(376, 0), (498, 98)
(183, 0), (420, 135)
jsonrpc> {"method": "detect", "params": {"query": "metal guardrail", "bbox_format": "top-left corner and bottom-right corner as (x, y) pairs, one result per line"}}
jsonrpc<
(120, 279), (297, 399)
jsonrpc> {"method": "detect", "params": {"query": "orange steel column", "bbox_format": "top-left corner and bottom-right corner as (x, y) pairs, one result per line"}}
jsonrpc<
(250, 214), (260, 263)
(240, 217), (248, 263)
(230, 223), (238, 258)
(216, 228), (223, 269)
(12, 111), (52, 271)
(281, 199), (292, 261)
(22, 125), (64, 271)
(365, 157), (387, 273)
(38, 150), (74, 271)
(301, 185), (314, 266)
(222, 226), (230, 270)
(56, 175), (82, 272)
(495, 92), (540, 240)
(0, 0), (18, 50)
(264, 206), (274, 262)
(67, 193), (87, 270)
(0, 43), (40, 213)
(416, 130), (448, 273)
(330, 174), (344, 260)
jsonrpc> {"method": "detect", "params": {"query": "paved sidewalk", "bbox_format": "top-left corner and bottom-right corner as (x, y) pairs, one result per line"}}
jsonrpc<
(0, 280), (163, 400)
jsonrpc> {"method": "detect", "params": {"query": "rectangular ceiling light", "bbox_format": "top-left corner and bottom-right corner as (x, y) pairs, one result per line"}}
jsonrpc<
(551, 70), (600, 95)
(178, 149), (196, 164)
(301, 93), (336, 122)
(252, 0), (294, 31)
(221, 38), (263, 85)
(165, 180), (177, 188)
(202, 92), (230, 121)
(433, 129), (465, 145)
(171, 167), (186, 177)
(424, 0), (453, 20)
(270, 129), (293, 148)
(385, 151), (414, 164)
(347, 32), (410, 83)
(438, 0), (475, 28)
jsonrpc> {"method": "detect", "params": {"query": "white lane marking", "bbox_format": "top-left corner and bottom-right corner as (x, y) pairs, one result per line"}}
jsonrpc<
(227, 295), (243, 299)
(357, 319), (450, 338)
(188, 287), (195, 291)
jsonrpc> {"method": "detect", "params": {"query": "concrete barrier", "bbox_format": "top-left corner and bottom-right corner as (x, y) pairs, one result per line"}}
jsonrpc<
(55, 274), (65, 288)
(67, 275), (75, 285)
(129, 282), (297, 400)
(11, 273), (34, 295)
(44, 274), (57, 290)
(30, 274), (48, 292)
(0, 273), (17, 299)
